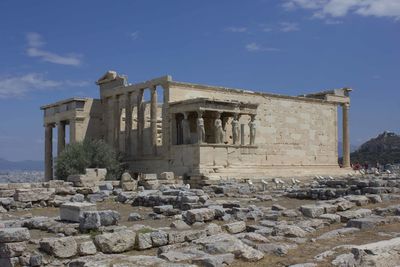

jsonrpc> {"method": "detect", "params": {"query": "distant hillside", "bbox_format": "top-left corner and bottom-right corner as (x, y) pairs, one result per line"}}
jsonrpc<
(338, 141), (358, 157)
(350, 131), (400, 164)
(0, 158), (43, 171)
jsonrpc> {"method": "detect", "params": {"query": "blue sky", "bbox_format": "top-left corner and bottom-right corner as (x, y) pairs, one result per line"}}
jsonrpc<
(0, 0), (399, 161)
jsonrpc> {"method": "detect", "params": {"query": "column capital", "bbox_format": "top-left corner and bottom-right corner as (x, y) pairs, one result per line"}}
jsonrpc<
(342, 103), (350, 108)
(150, 85), (157, 92)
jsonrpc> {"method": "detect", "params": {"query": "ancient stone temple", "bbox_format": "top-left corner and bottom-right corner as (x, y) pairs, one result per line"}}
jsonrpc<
(41, 71), (352, 182)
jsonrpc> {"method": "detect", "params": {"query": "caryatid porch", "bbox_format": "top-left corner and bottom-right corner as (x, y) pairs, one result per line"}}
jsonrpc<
(168, 98), (259, 146)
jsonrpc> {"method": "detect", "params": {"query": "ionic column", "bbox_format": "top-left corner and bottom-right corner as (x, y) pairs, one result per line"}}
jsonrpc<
(57, 121), (66, 156)
(125, 92), (132, 156)
(182, 112), (191, 144)
(44, 124), (53, 181)
(114, 95), (120, 153)
(342, 103), (351, 168)
(136, 89), (144, 156)
(150, 86), (158, 155)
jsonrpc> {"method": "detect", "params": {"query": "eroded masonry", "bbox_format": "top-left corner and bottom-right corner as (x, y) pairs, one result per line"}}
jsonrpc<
(41, 71), (352, 182)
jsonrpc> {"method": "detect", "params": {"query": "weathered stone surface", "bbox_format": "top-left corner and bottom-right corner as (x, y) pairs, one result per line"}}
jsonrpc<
(150, 230), (169, 247)
(338, 209), (372, 222)
(170, 220), (191, 230)
(194, 233), (264, 261)
(137, 232), (153, 250)
(14, 188), (54, 202)
(94, 229), (136, 253)
(60, 202), (97, 222)
(39, 236), (78, 258)
(78, 241), (97, 256)
(300, 205), (325, 218)
(185, 208), (215, 224)
(0, 227), (30, 242)
(79, 211), (101, 231)
(351, 237), (400, 266)
(128, 212), (143, 221)
(319, 213), (341, 224)
(0, 241), (26, 257)
(346, 216), (385, 229)
(317, 228), (360, 240)
(98, 210), (120, 226)
(223, 221), (246, 234)
(160, 172), (174, 180)
(273, 225), (307, 238)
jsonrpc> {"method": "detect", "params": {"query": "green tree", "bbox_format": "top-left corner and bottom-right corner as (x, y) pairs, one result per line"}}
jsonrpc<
(55, 139), (121, 180)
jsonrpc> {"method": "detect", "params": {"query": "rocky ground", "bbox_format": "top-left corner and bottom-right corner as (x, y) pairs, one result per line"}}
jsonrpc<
(0, 172), (400, 267)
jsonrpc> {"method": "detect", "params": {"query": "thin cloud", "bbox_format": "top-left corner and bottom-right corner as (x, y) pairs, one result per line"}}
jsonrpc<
(26, 32), (82, 66)
(280, 22), (300, 32)
(245, 42), (280, 52)
(130, 31), (139, 40)
(0, 73), (88, 99)
(225, 27), (248, 33)
(283, 0), (400, 20)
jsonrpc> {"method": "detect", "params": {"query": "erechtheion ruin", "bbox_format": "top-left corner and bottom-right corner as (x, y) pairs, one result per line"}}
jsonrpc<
(41, 71), (352, 183)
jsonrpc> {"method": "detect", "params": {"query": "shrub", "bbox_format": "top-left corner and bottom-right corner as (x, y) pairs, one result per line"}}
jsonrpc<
(55, 139), (121, 180)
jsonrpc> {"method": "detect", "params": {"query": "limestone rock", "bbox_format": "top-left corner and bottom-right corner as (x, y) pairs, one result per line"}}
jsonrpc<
(0, 241), (27, 257)
(223, 221), (246, 234)
(60, 202), (97, 222)
(39, 236), (78, 258)
(0, 228), (30, 243)
(185, 208), (215, 224)
(94, 230), (136, 253)
(78, 241), (97, 256)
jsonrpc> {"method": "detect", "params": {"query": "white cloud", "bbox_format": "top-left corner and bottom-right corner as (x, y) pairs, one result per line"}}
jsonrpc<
(280, 22), (300, 32)
(225, 27), (248, 33)
(0, 73), (89, 99)
(245, 42), (280, 52)
(26, 32), (82, 66)
(130, 31), (139, 40)
(283, 0), (400, 20)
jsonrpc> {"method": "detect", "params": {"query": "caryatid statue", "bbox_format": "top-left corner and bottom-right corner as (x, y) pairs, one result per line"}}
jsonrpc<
(214, 112), (224, 144)
(197, 111), (205, 144)
(249, 115), (256, 145)
(182, 112), (191, 144)
(232, 114), (240, 144)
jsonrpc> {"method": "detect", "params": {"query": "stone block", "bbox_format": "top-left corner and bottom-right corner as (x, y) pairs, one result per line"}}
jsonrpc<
(0, 257), (19, 267)
(0, 190), (15, 198)
(300, 205), (325, 218)
(140, 173), (157, 180)
(0, 241), (26, 257)
(0, 228), (30, 243)
(94, 230), (136, 253)
(60, 202), (97, 222)
(78, 241), (97, 256)
(160, 172), (174, 180)
(185, 208), (215, 224)
(137, 232), (152, 250)
(79, 211), (101, 231)
(121, 181), (137, 191)
(98, 210), (120, 226)
(14, 188), (54, 202)
(338, 209), (372, 223)
(224, 221), (246, 234)
(39, 236), (78, 258)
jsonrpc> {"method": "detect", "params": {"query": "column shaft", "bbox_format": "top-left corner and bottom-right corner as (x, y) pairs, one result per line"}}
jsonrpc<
(125, 93), (132, 156)
(57, 121), (65, 156)
(136, 90), (144, 156)
(342, 103), (351, 168)
(150, 86), (158, 155)
(44, 125), (53, 181)
(114, 95), (120, 153)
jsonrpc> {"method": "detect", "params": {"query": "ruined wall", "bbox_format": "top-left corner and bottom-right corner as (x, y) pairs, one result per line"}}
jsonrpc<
(168, 84), (338, 169)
